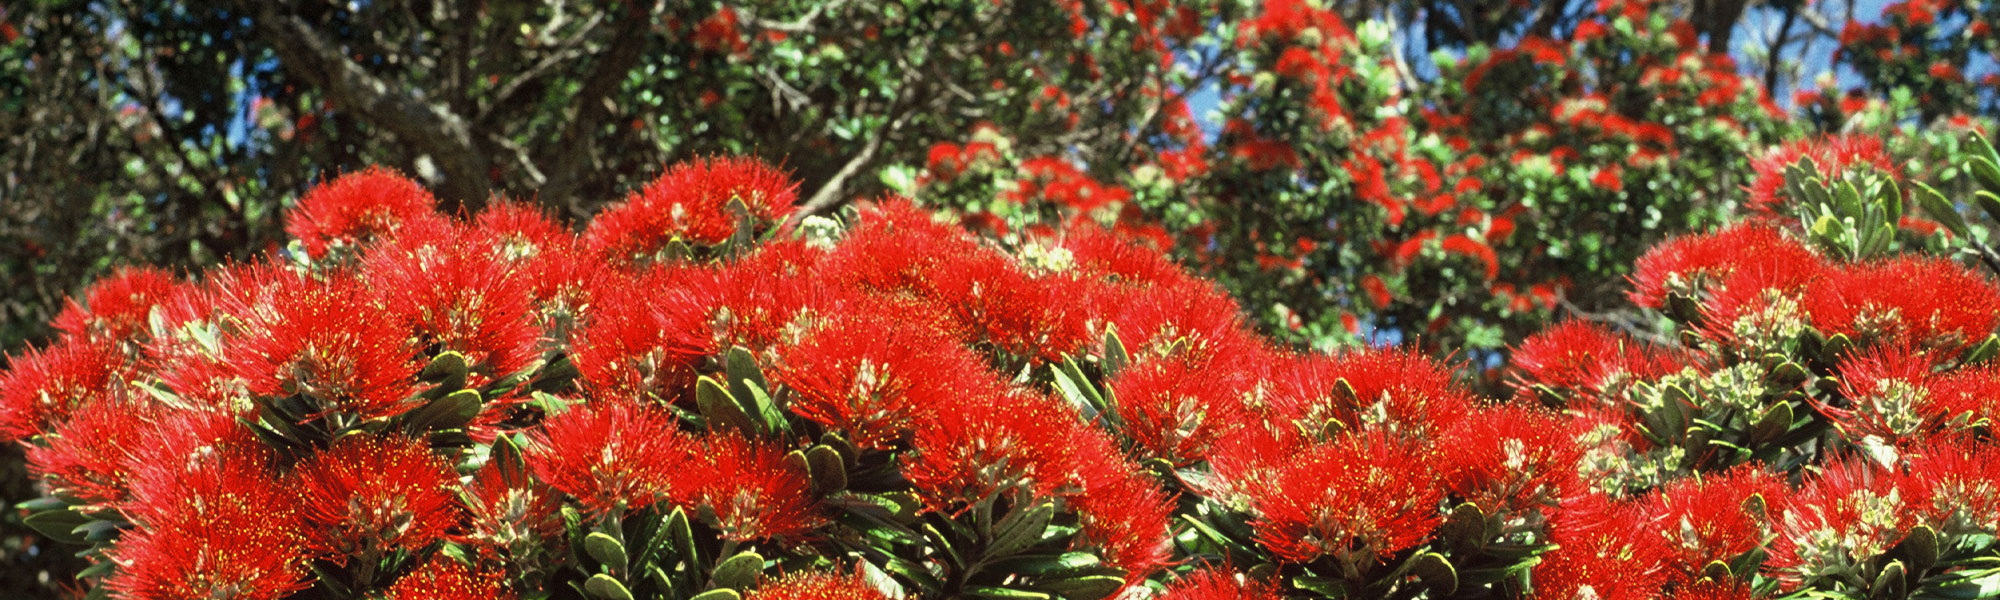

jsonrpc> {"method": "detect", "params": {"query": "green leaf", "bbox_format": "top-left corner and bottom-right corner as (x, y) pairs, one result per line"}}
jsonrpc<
(1972, 156), (2000, 196)
(696, 376), (754, 434)
(1961, 335), (2000, 365)
(23, 508), (92, 545)
(420, 351), (470, 390)
(1915, 182), (1970, 238)
(689, 590), (741, 600)
(403, 389), (482, 433)
(1978, 191), (2000, 226)
(988, 502), (1055, 557)
(711, 551), (765, 590)
(584, 574), (636, 600)
(1895, 525), (1938, 575)
(1750, 401), (1794, 445)
(963, 587), (1052, 600)
(1873, 560), (1908, 600)
(584, 532), (628, 571)
(805, 445), (846, 494)
(1410, 552), (1458, 595)
(1026, 575), (1124, 599)
(1100, 329), (1129, 377)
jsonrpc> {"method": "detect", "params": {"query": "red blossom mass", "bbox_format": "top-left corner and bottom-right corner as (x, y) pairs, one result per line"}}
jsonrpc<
(284, 166), (445, 257)
(747, 570), (890, 600)
(21, 139), (2000, 599)
(292, 434), (464, 558)
(526, 400), (697, 513)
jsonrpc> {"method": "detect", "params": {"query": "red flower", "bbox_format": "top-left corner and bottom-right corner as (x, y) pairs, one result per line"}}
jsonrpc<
(584, 157), (798, 257)
(1642, 465), (1787, 578)
(1745, 135), (1897, 223)
(23, 396), (158, 507)
(568, 268), (717, 401)
(1511, 321), (1689, 404)
(1360, 274), (1392, 307)
(107, 440), (309, 600)
(52, 266), (178, 341)
(384, 557), (513, 600)
(1806, 256), (2000, 352)
(1158, 568), (1282, 600)
(0, 338), (124, 441)
(684, 433), (825, 541)
(293, 434), (463, 558)
(365, 219), (542, 382)
(1826, 345), (1956, 444)
(1904, 439), (2000, 530)
(1441, 234), (1499, 279)
(774, 311), (991, 450)
(285, 166), (444, 257)
(1531, 493), (1669, 599)
(1248, 430), (1443, 563)
(228, 273), (421, 418)
(525, 400), (696, 513)
(1433, 403), (1583, 513)
(748, 570), (890, 600)
(1768, 458), (1922, 589)
(692, 7), (748, 55)
(1627, 224), (1822, 309)
(1107, 352), (1255, 466)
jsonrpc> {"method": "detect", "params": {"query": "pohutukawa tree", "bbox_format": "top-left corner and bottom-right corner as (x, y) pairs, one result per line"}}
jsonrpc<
(9, 139), (2000, 598)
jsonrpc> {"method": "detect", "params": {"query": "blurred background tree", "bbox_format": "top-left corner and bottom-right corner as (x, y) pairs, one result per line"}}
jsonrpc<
(0, 0), (1994, 593)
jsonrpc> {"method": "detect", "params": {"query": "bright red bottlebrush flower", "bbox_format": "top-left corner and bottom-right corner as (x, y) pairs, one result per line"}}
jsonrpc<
(364, 219), (543, 381)
(1531, 493), (1670, 599)
(107, 440), (310, 600)
(0, 338), (125, 441)
(473, 200), (600, 306)
(1807, 256), (2000, 352)
(525, 400), (697, 513)
(1745, 135), (1897, 222)
(684, 433), (825, 541)
(1157, 568), (1283, 600)
(383, 557), (513, 600)
(1249, 430), (1443, 564)
(1433, 403), (1583, 513)
(1099, 275), (1257, 360)
(583, 156), (798, 258)
(747, 570), (890, 600)
(925, 252), (1093, 363)
(461, 440), (563, 554)
(1904, 440), (2000, 531)
(23, 397), (159, 507)
(285, 166), (445, 257)
(1827, 345), (1957, 444)
(774, 311), (994, 450)
(1060, 224), (1195, 289)
(1262, 348), (1476, 446)
(709, 238), (829, 350)
(568, 268), (717, 402)
(1510, 321), (1690, 405)
(903, 389), (1174, 576)
(1106, 351), (1255, 466)
(1766, 458), (1924, 589)
(1626, 224), (1823, 309)
(51, 266), (178, 341)
(227, 272), (421, 418)
(292, 434), (463, 558)
(1641, 465), (1788, 579)
(1441, 234), (1499, 280)
(1669, 579), (1759, 600)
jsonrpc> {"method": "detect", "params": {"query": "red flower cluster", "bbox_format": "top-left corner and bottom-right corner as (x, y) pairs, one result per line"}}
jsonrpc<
(14, 155), (2000, 599)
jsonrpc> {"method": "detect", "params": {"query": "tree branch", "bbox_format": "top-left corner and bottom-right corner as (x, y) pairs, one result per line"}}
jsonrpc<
(240, 1), (492, 210)
(536, 1), (656, 218)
